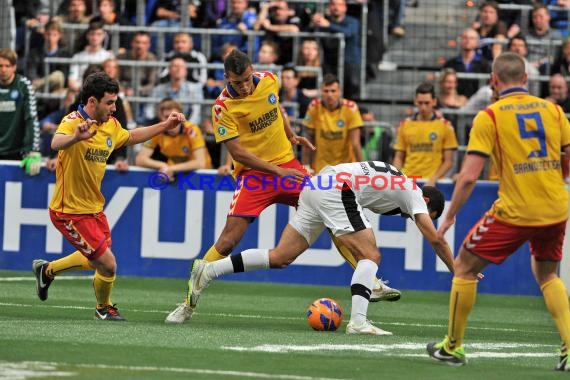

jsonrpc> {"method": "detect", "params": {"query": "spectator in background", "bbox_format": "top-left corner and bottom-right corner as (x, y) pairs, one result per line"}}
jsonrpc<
(527, 3), (562, 70)
(472, 1), (507, 61)
(359, 107), (394, 163)
(311, 0), (361, 99)
(546, 74), (570, 113)
(296, 38), (322, 98)
(443, 28), (491, 98)
(302, 74), (363, 174)
(162, 32), (208, 87)
(551, 37), (570, 77)
(67, 21), (114, 92)
(149, 0), (199, 52)
(256, 40), (279, 66)
(543, 0), (570, 38)
(437, 68), (467, 130)
(136, 98), (211, 180)
(495, 0), (534, 38)
(145, 57), (204, 125)
(0, 48), (41, 176)
(254, 0), (300, 65)
(90, 0), (132, 55)
(54, 0), (92, 53)
(393, 82), (458, 187)
(507, 35), (540, 95)
(212, 0), (258, 57)
(197, 0), (227, 28)
(117, 31), (158, 97)
(205, 42), (237, 98)
(279, 65), (311, 120)
(26, 19), (70, 118)
(102, 58), (135, 130)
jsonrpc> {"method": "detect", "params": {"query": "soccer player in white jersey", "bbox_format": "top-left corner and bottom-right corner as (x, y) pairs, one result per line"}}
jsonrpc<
(183, 161), (456, 335)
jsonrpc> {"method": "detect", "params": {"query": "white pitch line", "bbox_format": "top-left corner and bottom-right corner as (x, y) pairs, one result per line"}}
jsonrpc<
(0, 361), (347, 380)
(0, 301), (556, 335)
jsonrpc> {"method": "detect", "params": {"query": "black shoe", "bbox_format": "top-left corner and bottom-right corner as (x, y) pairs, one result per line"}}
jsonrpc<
(95, 304), (126, 321)
(32, 259), (53, 301)
(427, 337), (467, 366)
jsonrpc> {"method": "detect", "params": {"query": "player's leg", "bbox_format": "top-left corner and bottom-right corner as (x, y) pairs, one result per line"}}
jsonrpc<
(334, 228), (392, 336)
(203, 216), (251, 261)
(89, 247), (125, 321)
(329, 232), (401, 302)
(528, 221), (570, 371)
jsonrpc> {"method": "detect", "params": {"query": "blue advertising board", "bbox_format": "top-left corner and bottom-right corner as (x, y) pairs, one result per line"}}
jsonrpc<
(0, 162), (542, 295)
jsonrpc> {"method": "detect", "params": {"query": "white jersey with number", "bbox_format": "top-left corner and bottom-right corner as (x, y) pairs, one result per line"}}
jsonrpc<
(290, 161), (429, 244)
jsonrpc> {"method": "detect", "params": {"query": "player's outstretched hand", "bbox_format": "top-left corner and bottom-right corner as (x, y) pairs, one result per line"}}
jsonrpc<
(289, 135), (316, 151)
(278, 167), (309, 184)
(164, 112), (186, 130)
(74, 119), (97, 141)
(437, 215), (455, 239)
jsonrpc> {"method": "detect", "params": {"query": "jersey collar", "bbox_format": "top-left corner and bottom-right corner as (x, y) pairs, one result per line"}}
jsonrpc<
(499, 87), (528, 98)
(412, 112), (436, 121)
(77, 104), (91, 120)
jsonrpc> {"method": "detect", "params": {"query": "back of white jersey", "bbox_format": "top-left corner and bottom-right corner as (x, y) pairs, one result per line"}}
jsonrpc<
(323, 161), (429, 218)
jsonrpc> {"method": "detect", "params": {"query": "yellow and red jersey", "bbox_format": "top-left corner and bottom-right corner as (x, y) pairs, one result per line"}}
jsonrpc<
(393, 113), (458, 179)
(49, 106), (130, 214)
(144, 122), (212, 168)
(212, 71), (294, 176)
(302, 98), (363, 173)
(468, 88), (570, 226)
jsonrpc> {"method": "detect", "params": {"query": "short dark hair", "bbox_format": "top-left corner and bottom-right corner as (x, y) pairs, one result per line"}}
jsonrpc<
(415, 82), (435, 98)
(81, 72), (119, 103)
(224, 49), (252, 75)
(323, 73), (340, 87)
(507, 34), (527, 50)
(422, 185), (445, 219)
(282, 64), (298, 77)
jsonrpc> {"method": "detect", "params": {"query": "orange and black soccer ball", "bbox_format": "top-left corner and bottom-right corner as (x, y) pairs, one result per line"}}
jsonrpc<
(306, 298), (344, 331)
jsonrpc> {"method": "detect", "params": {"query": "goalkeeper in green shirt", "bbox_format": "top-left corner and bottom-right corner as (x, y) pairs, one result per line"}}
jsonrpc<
(0, 48), (41, 175)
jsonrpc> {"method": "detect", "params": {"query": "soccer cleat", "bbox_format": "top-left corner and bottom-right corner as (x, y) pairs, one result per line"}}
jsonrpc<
(370, 278), (401, 302)
(426, 336), (467, 366)
(187, 259), (212, 307)
(555, 343), (569, 371)
(165, 302), (194, 324)
(346, 320), (393, 336)
(32, 259), (53, 301)
(94, 304), (126, 321)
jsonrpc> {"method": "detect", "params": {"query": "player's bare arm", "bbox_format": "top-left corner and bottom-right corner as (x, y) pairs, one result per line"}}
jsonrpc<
(301, 128), (316, 168)
(392, 150), (405, 170)
(349, 128), (363, 162)
(51, 119), (97, 150)
(414, 213), (455, 274)
(126, 112), (186, 146)
(428, 149), (455, 186)
(281, 107), (315, 152)
(226, 138), (306, 183)
(437, 153), (486, 238)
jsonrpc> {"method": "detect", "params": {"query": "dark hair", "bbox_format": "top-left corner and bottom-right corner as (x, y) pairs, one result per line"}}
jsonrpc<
(224, 49), (252, 75)
(81, 72), (119, 103)
(323, 73), (340, 87)
(479, 1), (498, 13)
(282, 64), (298, 77)
(421, 185), (445, 219)
(415, 82), (436, 98)
(507, 34), (527, 50)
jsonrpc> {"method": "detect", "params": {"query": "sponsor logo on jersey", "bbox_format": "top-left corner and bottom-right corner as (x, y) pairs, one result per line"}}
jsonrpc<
(218, 126), (227, 136)
(106, 137), (112, 148)
(249, 108), (278, 133)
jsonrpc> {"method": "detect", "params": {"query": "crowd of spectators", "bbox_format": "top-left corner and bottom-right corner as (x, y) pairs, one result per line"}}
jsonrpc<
(5, 0), (570, 182)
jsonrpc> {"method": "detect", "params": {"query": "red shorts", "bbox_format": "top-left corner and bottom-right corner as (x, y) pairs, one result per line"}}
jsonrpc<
(49, 209), (112, 260)
(228, 159), (310, 218)
(463, 213), (566, 264)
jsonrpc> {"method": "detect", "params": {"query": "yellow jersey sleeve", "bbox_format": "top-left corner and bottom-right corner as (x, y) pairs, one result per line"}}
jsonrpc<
(143, 135), (160, 149)
(467, 109), (496, 156)
(302, 99), (319, 131)
(442, 120), (459, 150)
(393, 120), (408, 151)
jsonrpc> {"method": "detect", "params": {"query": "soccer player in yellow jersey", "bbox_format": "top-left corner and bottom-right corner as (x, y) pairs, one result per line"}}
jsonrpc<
(302, 74), (364, 173)
(32, 72), (187, 321)
(393, 82), (458, 187)
(166, 51), (401, 324)
(427, 53), (570, 369)
(136, 99), (212, 180)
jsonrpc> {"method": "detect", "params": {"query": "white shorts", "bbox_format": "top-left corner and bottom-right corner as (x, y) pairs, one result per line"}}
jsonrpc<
(290, 172), (371, 245)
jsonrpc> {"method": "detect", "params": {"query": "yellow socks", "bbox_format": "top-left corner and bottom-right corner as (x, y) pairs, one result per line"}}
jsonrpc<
(93, 271), (115, 306)
(541, 277), (570, 349)
(447, 277), (478, 350)
(330, 233), (358, 269)
(46, 250), (93, 277)
(203, 246), (227, 262)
